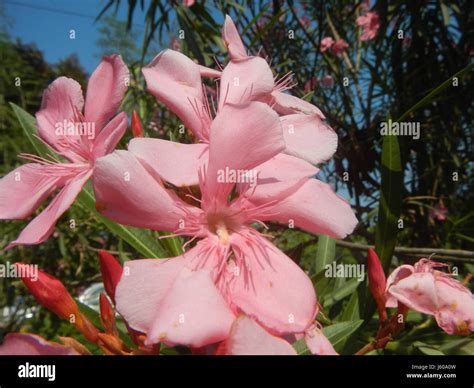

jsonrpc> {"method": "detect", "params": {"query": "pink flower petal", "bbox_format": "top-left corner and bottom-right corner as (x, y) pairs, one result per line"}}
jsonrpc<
(0, 163), (67, 220)
(224, 316), (297, 355)
(305, 326), (338, 355)
(385, 264), (414, 308)
(388, 272), (438, 315)
(240, 153), (318, 206)
(92, 111), (128, 160)
(147, 267), (235, 348)
(198, 65), (221, 78)
(206, 102), (285, 199)
(116, 256), (187, 333)
(252, 179), (358, 239)
(6, 169), (92, 249)
(218, 57), (274, 110)
(92, 150), (196, 232)
(229, 232), (317, 334)
(222, 15), (248, 61)
(270, 91), (325, 118)
(142, 50), (210, 140)
(128, 138), (208, 187)
(84, 54), (129, 131)
(0, 333), (78, 355)
(434, 278), (474, 335)
(280, 114), (338, 164)
(35, 77), (85, 160)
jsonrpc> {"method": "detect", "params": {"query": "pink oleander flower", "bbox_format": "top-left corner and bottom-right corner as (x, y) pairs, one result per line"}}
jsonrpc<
(356, 11), (380, 41)
(139, 15), (336, 183)
(92, 99), (357, 348)
(0, 333), (79, 355)
(332, 39), (349, 56)
(320, 36), (335, 53)
(0, 55), (129, 249)
(429, 203), (448, 221)
(320, 75), (335, 89)
(386, 258), (474, 335)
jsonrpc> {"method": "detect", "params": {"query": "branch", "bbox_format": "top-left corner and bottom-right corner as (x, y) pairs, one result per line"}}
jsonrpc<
(335, 240), (474, 262)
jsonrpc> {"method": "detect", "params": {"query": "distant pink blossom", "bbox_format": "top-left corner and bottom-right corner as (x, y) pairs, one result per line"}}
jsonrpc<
(386, 259), (474, 335)
(304, 76), (334, 92)
(429, 203), (448, 221)
(332, 39), (349, 56)
(299, 16), (311, 28)
(356, 11), (380, 41)
(169, 36), (181, 51)
(320, 36), (335, 52)
(320, 75), (334, 88)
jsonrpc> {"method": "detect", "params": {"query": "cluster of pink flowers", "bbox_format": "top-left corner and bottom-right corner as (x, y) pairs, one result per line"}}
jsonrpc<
(1, 14), (471, 356)
(0, 15), (358, 355)
(356, 11), (380, 41)
(320, 36), (349, 56)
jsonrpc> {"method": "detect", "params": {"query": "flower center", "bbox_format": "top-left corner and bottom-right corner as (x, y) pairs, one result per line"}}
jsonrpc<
(206, 211), (240, 244)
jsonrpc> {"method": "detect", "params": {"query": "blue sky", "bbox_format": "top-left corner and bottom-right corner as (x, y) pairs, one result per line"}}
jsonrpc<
(3, 0), (150, 73)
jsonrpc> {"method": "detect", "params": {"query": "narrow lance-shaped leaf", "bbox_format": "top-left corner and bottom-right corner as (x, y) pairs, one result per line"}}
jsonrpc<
(315, 234), (336, 274)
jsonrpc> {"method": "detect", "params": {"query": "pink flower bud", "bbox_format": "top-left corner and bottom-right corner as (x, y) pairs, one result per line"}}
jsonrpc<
(367, 249), (387, 322)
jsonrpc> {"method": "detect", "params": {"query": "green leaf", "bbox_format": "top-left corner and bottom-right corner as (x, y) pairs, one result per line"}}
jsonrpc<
(396, 63), (473, 122)
(323, 320), (363, 352)
(10, 102), (50, 156)
(440, 338), (474, 355)
(338, 291), (360, 322)
(375, 131), (403, 271)
(315, 235), (336, 274)
(10, 102), (168, 258)
(366, 132), (402, 320)
(440, 1), (450, 27)
(413, 341), (445, 356)
(323, 278), (360, 308)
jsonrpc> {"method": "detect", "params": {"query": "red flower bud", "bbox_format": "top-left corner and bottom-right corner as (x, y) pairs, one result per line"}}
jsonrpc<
(367, 249), (387, 322)
(98, 250), (123, 303)
(99, 293), (118, 336)
(16, 263), (99, 343)
(131, 111), (144, 137)
(16, 263), (79, 321)
(97, 333), (124, 355)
